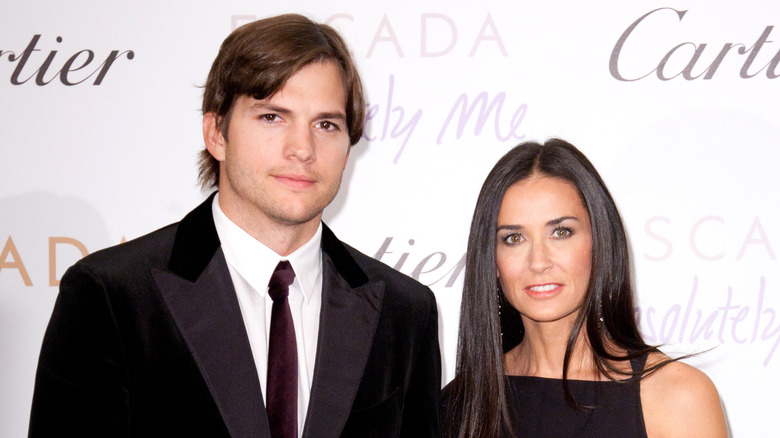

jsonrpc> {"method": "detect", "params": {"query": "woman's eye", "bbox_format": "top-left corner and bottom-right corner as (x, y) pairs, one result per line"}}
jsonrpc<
(553, 227), (572, 238)
(504, 233), (522, 244)
(262, 114), (280, 122)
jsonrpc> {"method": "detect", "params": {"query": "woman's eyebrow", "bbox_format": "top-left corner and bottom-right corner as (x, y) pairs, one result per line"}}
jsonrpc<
(547, 216), (579, 226)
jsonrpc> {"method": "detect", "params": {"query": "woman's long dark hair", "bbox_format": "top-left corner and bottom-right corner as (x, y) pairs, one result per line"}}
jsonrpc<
(445, 139), (669, 438)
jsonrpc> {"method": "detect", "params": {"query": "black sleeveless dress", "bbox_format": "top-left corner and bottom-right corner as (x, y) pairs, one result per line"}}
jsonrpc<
(503, 355), (648, 437)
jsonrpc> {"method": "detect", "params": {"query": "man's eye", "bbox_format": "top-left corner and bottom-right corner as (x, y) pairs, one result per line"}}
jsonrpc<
(318, 121), (338, 131)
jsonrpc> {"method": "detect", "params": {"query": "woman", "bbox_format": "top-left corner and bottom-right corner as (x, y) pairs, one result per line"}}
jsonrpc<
(443, 139), (727, 437)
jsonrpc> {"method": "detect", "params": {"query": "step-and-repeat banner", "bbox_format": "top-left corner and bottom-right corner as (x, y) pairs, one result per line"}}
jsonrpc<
(2, 1), (777, 436)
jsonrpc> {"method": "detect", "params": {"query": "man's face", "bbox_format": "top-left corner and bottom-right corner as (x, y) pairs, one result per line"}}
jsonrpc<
(204, 61), (350, 239)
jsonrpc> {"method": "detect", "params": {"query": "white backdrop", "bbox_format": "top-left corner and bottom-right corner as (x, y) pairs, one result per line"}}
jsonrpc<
(2, 1), (779, 436)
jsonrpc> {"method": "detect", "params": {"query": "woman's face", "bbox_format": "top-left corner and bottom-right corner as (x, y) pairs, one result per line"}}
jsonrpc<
(496, 175), (592, 326)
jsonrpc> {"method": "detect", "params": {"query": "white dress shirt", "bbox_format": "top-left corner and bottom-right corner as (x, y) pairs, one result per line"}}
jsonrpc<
(212, 195), (322, 436)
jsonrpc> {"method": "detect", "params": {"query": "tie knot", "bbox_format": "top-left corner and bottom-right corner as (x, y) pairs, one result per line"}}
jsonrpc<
(268, 260), (295, 301)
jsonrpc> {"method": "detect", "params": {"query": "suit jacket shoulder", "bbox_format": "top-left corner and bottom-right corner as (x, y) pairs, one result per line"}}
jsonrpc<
(30, 195), (248, 437)
(74, 193), (219, 283)
(72, 221), (178, 280)
(319, 226), (441, 437)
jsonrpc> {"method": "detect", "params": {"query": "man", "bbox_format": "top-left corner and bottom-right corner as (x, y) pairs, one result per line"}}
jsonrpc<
(29, 14), (440, 437)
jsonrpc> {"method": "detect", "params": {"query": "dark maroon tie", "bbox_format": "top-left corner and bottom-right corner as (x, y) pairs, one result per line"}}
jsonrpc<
(266, 260), (297, 438)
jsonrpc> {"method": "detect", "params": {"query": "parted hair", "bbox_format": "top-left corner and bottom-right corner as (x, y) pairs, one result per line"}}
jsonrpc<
(444, 139), (665, 438)
(198, 14), (365, 189)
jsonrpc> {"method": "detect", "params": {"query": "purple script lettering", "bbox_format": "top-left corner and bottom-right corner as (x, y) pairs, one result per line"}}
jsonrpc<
(363, 75), (423, 164)
(437, 92), (527, 144)
(637, 276), (780, 366)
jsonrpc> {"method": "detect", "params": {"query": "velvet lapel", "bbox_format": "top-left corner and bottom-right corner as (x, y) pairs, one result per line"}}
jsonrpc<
(152, 195), (269, 438)
(302, 225), (384, 438)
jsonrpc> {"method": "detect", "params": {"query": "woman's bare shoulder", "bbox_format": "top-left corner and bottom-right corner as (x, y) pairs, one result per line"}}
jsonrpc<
(640, 352), (728, 437)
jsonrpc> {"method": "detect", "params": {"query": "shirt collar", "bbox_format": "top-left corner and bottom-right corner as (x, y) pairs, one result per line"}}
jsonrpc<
(211, 193), (322, 303)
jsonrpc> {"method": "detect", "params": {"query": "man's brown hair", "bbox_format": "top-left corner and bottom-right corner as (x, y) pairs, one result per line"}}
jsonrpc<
(198, 14), (365, 189)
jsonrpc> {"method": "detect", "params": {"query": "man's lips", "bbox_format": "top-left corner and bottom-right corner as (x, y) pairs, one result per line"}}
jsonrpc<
(273, 174), (316, 189)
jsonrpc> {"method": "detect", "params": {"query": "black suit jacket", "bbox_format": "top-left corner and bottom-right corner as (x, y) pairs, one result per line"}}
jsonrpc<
(29, 196), (440, 437)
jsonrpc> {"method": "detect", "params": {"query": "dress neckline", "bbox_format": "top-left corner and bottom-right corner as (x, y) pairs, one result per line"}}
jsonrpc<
(504, 354), (648, 383)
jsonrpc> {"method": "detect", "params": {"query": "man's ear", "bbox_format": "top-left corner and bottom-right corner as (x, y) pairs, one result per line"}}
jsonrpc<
(203, 112), (226, 161)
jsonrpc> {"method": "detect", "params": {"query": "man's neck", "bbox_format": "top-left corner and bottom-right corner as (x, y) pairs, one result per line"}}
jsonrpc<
(252, 221), (321, 256)
(216, 196), (322, 257)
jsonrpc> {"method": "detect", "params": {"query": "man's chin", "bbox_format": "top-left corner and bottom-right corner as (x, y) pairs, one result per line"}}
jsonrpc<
(269, 208), (324, 228)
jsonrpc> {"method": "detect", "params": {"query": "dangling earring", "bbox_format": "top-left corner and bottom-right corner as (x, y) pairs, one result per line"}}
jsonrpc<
(597, 302), (605, 329)
(497, 281), (503, 339)
(599, 291), (613, 329)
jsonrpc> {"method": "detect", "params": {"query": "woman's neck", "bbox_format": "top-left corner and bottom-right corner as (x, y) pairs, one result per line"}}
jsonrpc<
(504, 318), (600, 380)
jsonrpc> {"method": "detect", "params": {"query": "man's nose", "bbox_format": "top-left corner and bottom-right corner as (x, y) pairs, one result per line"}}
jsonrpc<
(284, 124), (316, 162)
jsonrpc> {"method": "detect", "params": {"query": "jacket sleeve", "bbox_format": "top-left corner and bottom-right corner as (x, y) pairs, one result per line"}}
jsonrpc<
(28, 262), (130, 437)
(400, 288), (441, 437)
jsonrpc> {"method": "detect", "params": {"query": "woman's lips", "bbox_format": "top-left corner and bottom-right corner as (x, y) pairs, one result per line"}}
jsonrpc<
(524, 283), (563, 298)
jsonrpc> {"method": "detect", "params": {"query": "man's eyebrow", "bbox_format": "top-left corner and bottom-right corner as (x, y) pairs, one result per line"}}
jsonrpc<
(249, 102), (292, 115)
(317, 111), (347, 121)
